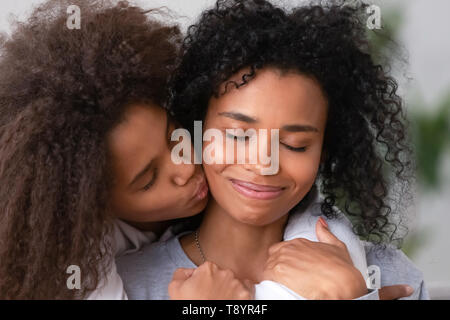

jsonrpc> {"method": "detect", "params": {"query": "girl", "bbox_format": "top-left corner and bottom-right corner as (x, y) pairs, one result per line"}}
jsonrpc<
(116, 0), (428, 300)
(0, 0), (248, 299)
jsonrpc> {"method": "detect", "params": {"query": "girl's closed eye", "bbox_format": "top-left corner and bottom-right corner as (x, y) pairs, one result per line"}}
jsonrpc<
(143, 169), (158, 191)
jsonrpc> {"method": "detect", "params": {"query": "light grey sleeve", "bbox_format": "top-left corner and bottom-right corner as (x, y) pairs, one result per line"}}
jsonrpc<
(364, 243), (430, 300)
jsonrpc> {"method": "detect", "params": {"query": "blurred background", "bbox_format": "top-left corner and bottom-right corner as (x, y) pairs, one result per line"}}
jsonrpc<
(1, 0), (449, 299)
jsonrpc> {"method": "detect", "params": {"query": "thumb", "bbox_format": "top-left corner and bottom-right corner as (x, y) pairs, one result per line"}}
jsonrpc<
(171, 268), (195, 282)
(379, 285), (414, 300)
(315, 216), (341, 246)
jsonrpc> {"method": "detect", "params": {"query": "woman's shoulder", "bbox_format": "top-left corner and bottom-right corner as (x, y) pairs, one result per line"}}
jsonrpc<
(363, 242), (430, 300)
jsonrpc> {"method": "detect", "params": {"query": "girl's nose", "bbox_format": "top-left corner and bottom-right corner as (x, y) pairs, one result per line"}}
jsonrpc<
(171, 161), (197, 186)
(166, 140), (197, 186)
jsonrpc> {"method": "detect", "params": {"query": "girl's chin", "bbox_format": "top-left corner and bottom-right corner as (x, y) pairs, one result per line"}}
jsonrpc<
(186, 196), (209, 215)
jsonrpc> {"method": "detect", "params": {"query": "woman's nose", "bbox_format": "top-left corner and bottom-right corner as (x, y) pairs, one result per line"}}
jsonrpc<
(242, 130), (279, 175)
(242, 161), (275, 176)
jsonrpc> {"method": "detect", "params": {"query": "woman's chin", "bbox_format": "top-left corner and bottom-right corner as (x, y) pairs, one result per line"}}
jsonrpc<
(228, 209), (285, 227)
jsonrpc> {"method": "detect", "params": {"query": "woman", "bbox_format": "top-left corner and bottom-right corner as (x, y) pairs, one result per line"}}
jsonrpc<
(116, 0), (428, 300)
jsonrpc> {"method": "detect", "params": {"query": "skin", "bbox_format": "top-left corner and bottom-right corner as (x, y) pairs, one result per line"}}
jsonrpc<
(264, 219), (415, 299)
(104, 102), (251, 298)
(102, 100), (412, 300)
(264, 218), (368, 299)
(107, 103), (209, 232)
(169, 261), (254, 300)
(178, 68), (367, 298)
(180, 68), (329, 279)
(201, 68), (328, 231)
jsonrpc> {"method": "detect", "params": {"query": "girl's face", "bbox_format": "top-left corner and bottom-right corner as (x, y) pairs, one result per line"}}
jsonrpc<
(108, 103), (209, 223)
(203, 68), (328, 226)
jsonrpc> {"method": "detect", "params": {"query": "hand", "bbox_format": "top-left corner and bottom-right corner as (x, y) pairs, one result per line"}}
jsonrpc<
(262, 217), (368, 300)
(168, 261), (255, 300)
(379, 284), (414, 300)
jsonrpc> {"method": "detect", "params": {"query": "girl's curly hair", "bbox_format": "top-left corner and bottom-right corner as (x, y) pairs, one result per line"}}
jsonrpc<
(0, 0), (181, 299)
(170, 0), (415, 247)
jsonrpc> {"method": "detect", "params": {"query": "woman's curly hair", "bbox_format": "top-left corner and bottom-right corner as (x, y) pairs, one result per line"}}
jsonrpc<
(0, 0), (181, 299)
(170, 0), (415, 247)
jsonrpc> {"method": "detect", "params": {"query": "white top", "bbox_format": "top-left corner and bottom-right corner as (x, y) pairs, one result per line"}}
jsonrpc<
(86, 220), (171, 300)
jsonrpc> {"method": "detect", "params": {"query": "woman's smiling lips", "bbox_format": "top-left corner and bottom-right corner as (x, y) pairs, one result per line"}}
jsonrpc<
(230, 178), (284, 200)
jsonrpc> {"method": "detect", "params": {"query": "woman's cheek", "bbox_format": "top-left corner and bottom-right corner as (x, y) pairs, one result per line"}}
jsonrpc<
(284, 152), (320, 186)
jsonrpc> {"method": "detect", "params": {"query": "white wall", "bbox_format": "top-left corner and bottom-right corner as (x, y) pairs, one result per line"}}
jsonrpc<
(381, 0), (450, 299)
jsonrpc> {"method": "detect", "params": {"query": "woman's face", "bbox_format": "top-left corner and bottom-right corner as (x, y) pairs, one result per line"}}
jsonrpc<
(203, 68), (328, 226)
(108, 103), (208, 223)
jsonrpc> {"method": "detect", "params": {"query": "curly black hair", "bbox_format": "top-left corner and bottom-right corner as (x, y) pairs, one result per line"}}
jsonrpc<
(170, 0), (415, 247)
(0, 0), (181, 299)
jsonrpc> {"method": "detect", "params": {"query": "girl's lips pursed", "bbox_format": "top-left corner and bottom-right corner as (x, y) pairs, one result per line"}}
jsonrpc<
(195, 180), (209, 200)
(230, 179), (284, 200)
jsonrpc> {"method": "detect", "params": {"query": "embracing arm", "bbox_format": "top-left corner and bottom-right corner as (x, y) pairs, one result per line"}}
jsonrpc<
(167, 220), (426, 300)
(263, 218), (417, 300)
(262, 218), (369, 300)
(169, 261), (254, 300)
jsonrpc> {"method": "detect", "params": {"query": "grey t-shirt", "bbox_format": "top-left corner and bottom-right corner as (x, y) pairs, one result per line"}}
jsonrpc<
(116, 230), (429, 300)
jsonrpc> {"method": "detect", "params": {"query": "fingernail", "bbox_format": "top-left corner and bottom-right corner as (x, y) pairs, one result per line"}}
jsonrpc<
(319, 217), (328, 228)
(405, 285), (414, 296)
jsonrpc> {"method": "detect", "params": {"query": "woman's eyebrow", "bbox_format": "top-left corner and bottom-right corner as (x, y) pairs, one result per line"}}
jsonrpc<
(218, 111), (318, 133)
(282, 124), (319, 133)
(218, 111), (257, 123)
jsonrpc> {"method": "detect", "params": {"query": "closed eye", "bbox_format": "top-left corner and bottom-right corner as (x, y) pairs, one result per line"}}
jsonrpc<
(281, 143), (307, 152)
(227, 133), (307, 152)
(142, 169), (157, 191)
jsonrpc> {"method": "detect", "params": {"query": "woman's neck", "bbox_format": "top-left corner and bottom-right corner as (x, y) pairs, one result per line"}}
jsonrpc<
(180, 198), (289, 283)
